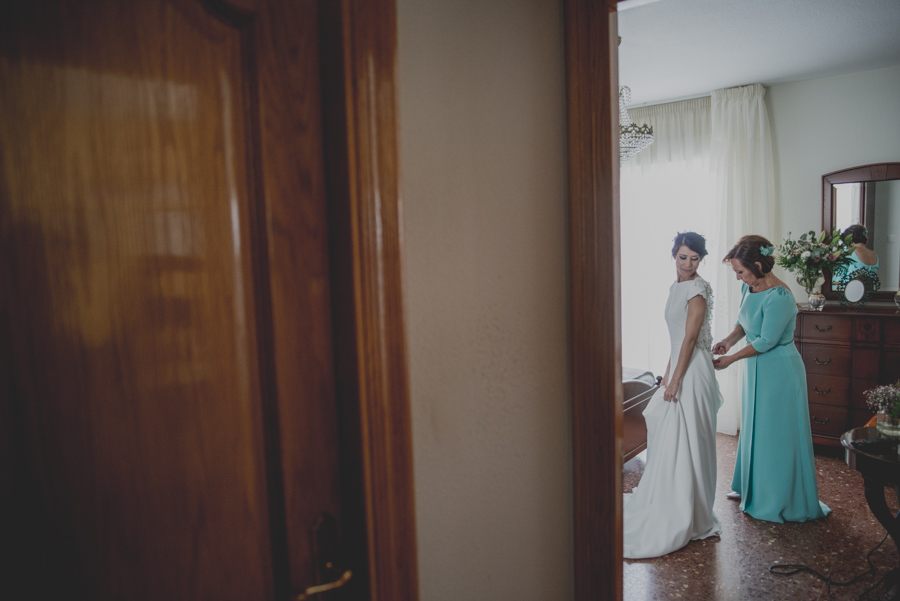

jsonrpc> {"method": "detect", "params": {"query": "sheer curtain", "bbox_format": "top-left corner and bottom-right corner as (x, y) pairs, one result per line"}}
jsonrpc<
(710, 83), (778, 435)
(620, 83), (778, 436)
(620, 97), (714, 385)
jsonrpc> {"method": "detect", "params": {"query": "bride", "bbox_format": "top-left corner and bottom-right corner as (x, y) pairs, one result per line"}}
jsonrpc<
(623, 232), (724, 559)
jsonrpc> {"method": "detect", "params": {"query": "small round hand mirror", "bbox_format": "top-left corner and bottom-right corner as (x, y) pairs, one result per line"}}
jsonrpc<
(844, 279), (865, 303)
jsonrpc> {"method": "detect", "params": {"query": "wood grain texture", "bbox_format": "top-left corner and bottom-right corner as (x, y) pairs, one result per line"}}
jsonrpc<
(564, 1), (623, 600)
(318, 0), (420, 600)
(1, 2), (275, 598)
(0, 1), (419, 599)
(246, 0), (347, 597)
(2, 0), (416, 598)
(797, 309), (900, 446)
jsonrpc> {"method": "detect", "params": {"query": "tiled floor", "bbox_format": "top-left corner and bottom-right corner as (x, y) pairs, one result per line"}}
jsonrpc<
(623, 433), (900, 601)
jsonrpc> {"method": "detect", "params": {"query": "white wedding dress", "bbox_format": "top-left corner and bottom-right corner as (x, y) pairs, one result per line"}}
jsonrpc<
(623, 276), (724, 559)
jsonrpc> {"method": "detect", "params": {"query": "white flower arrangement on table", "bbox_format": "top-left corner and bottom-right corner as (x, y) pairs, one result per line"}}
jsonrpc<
(775, 229), (854, 294)
(864, 381), (900, 419)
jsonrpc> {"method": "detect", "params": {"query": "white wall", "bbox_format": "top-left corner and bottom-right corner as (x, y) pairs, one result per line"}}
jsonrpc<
(396, 1), (572, 600)
(766, 64), (900, 300)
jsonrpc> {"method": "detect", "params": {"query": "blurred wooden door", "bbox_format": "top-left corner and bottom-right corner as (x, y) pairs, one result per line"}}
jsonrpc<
(0, 1), (358, 598)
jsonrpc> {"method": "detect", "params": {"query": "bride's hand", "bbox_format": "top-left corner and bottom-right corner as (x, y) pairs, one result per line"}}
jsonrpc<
(663, 380), (679, 402)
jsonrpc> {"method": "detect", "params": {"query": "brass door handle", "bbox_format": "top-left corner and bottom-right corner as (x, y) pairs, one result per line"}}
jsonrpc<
(813, 357), (831, 365)
(814, 324), (832, 332)
(813, 386), (831, 395)
(294, 570), (353, 600)
(811, 415), (830, 425)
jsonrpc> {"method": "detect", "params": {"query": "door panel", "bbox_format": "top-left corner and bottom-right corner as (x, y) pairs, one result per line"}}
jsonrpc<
(0, 1), (341, 599)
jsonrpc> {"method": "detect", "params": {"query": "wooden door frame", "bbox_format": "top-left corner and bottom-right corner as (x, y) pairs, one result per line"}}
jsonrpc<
(318, 2), (418, 600)
(563, 1), (622, 600)
(329, 0), (620, 599)
(0, 0), (418, 597)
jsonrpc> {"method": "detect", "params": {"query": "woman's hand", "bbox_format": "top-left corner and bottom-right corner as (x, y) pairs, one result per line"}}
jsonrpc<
(713, 326), (746, 355)
(663, 379), (680, 402)
(711, 339), (731, 355)
(712, 354), (733, 370)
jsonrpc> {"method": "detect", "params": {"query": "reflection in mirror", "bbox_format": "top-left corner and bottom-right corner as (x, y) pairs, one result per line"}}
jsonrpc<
(833, 180), (900, 290)
(822, 163), (900, 301)
(874, 180), (900, 290)
(833, 183), (861, 233)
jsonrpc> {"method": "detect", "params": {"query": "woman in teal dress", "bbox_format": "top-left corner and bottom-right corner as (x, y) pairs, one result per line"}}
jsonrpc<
(833, 224), (878, 284)
(712, 235), (831, 523)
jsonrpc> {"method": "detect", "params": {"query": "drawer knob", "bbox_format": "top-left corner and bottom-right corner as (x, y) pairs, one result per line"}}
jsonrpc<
(814, 324), (832, 333)
(813, 357), (831, 366)
(813, 386), (831, 395)
(811, 415), (830, 425)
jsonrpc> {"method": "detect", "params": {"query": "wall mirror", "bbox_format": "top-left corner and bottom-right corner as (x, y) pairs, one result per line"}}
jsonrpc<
(821, 162), (900, 301)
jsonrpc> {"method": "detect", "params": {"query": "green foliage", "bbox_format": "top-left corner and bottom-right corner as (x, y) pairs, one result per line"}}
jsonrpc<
(776, 229), (854, 292)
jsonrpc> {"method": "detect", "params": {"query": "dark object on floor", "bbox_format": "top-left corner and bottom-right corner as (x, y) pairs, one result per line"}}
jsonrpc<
(843, 426), (900, 600)
(770, 530), (890, 601)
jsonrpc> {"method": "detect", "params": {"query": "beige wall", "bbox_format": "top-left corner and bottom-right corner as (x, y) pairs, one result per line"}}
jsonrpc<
(396, 0), (572, 599)
(766, 64), (900, 300)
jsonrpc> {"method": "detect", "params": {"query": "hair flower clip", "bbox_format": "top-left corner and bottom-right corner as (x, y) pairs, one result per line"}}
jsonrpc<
(760, 245), (774, 256)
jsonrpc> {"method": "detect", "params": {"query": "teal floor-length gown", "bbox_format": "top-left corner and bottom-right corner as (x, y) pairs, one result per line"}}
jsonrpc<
(730, 284), (831, 523)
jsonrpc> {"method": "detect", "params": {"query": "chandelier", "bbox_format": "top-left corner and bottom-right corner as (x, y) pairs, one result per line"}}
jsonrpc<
(619, 85), (654, 164)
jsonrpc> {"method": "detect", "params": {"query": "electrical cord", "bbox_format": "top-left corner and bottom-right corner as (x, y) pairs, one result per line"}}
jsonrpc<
(769, 526), (892, 601)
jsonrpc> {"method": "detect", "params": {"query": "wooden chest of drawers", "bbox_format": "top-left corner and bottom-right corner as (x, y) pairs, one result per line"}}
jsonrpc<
(795, 307), (900, 445)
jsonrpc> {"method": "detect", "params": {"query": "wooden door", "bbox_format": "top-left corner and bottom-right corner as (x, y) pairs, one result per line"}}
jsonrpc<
(0, 1), (360, 598)
(564, 1), (622, 600)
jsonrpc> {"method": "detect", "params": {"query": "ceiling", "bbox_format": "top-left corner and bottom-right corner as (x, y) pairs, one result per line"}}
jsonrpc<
(617, 0), (900, 107)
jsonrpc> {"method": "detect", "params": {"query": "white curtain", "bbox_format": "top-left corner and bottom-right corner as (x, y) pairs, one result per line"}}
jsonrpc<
(620, 97), (715, 385)
(710, 83), (779, 435)
(620, 84), (778, 436)
(626, 96), (711, 171)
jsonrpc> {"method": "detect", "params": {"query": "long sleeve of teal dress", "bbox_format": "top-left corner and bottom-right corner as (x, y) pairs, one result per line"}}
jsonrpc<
(730, 284), (831, 523)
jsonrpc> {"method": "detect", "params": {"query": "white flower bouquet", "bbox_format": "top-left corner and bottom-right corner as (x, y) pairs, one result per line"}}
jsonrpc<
(865, 381), (900, 418)
(776, 229), (854, 294)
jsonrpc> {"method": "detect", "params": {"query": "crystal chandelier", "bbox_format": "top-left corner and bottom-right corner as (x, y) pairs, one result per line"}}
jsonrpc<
(619, 85), (654, 164)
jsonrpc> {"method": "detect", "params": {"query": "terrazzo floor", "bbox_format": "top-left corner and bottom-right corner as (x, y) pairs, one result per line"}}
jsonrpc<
(623, 433), (900, 601)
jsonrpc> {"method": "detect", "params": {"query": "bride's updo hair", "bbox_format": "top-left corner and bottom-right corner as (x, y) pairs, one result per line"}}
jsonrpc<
(671, 231), (708, 258)
(723, 235), (775, 278)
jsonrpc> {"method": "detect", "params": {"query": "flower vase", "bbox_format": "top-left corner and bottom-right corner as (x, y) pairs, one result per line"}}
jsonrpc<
(808, 292), (826, 311)
(877, 412), (900, 437)
(797, 277), (824, 311)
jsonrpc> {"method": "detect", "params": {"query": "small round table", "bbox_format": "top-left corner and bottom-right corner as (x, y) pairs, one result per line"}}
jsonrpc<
(842, 427), (900, 600)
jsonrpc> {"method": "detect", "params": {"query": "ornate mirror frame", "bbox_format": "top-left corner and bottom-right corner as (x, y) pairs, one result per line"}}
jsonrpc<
(821, 162), (900, 302)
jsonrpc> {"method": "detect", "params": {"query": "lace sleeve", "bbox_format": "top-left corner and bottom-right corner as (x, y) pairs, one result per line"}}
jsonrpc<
(695, 279), (714, 351)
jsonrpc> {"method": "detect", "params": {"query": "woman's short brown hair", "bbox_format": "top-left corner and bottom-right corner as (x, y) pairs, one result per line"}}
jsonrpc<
(843, 224), (868, 245)
(723, 235), (775, 278)
(671, 231), (709, 258)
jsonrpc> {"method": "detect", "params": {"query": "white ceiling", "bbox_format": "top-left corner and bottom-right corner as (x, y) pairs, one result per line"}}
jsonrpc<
(617, 0), (900, 107)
